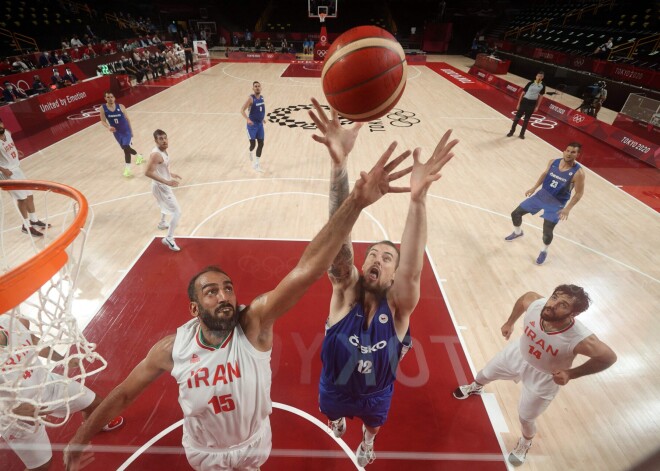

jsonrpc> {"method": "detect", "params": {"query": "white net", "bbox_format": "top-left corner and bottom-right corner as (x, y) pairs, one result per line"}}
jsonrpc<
(0, 181), (106, 439)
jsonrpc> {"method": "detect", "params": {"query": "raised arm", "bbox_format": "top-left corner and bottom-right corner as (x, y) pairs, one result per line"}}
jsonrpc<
(552, 334), (617, 385)
(389, 130), (459, 329)
(308, 98), (363, 288)
(243, 143), (412, 348)
(501, 291), (543, 340)
(64, 335), (175, 471)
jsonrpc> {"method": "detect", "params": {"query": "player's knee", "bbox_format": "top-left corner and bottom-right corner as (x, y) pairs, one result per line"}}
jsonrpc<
(249, 139), (256, 151)
(257, 139), (264, 150)
(32, 458), (53, 471)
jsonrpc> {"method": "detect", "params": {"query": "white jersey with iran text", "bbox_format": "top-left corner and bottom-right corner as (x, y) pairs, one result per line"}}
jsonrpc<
(151, 146), (172, 188)
(170, 316), (272, 450)
(519, 298), (592, 375)
(0, 130), (20, 170)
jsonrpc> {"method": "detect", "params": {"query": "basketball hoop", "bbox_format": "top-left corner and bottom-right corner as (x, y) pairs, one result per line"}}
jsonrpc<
(0, 180), (106, 437)
(319, 12), (327, 23)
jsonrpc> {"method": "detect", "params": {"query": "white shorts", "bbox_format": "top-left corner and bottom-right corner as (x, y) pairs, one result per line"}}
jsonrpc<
(3, 374), (96, 469)
(183, 418), (272, 471)
(477, 341), (557, 422)
(0, 167), (32, 200)
(152, 183), (181, 216)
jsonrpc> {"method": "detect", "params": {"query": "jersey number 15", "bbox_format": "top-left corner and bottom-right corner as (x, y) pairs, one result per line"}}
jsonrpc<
(208, 394), (236, 414)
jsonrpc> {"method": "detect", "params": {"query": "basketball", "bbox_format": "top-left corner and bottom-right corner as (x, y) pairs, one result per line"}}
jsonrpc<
(321, 26), (407, 122)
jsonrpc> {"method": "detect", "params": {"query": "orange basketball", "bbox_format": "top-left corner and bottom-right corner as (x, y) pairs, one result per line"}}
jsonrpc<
(322, 26), (407, 122)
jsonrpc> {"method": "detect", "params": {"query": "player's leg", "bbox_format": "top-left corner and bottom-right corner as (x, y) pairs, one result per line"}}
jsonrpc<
(5, 424), (53, 470)
(248, 138), (256, 161)
(535, 218), (557, 265)
(455, 342), (523, 399)
(355, 390), (392, 467)
(15, 195), (43, 237)
(505, 205), (530, 240)
(319, 383), (350, 438)
(253, 125), (265, 172)
(508, 387), (552, 466)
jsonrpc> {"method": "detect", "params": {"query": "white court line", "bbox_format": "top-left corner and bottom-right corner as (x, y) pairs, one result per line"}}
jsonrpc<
(130, 111), (239, 116)
(426, 193), (659, 284)
(190, 191), (389, 240)
(116, 402), (364, 471)
(425, 249), (513, 469)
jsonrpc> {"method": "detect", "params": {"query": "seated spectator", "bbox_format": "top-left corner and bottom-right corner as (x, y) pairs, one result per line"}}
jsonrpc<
(83, 34), (94, 45)
(219, 35), (226, 47)
(2, 82), (28, 102)
(61, 39), (70, 49)
(11, 57), (31, 72)
(281, 38), (288, 53)
(265, 37), (274, 52)
(254, 38), (261, 50)
(63, 68), (78, 85)
(38, 52), (50, 68)
(31, 75), (49, 94)
(101, 41), (113, 55)
(148, 52), (163, 78)
(71, 35), (84, 48)
(61, 51), (72, 64)
(121, 56), (145, 83)
(49, 51), (61, 65)
(82, 45), (97, 59)
(51, 69), (66, 88)
(70, 48), (81, 62)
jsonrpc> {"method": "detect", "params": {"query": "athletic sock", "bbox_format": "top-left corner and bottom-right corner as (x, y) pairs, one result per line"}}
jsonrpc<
(364, 428), (376, 445)
(28, 212), (37, 222)
(514, 226), (522, 235)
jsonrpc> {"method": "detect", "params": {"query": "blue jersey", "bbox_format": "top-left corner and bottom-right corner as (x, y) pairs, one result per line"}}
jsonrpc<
(102, 103), (131, 136)
(541, 159), (581, 205)
(320, 298), (411, 396)
(248, 94), (265, 123)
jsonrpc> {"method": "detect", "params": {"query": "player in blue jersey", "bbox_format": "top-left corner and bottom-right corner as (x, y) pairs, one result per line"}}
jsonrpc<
(504, 143), (586, 265)
(308, 98), (460, 467)
(240, 81), (266, 172)
(100, 91), (144, 178)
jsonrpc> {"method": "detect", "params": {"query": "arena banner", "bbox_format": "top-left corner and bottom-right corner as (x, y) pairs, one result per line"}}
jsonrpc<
(426, 63), (488, 90)
(475, 54), (510, 74)
(6, 75), (114, 130)
(468, 66), (521, 97)
(469, 67), (658, 167)
(1, 63), (88, 94)
(605, 63), (658, 89)
(612, 113), (660, 146)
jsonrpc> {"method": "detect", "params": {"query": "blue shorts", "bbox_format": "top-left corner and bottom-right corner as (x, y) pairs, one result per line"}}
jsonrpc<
(519, 189), (565, 224)
(113, 131), (132, 147)
(247, 122), (264, 140)
(319, 383), (394, 428)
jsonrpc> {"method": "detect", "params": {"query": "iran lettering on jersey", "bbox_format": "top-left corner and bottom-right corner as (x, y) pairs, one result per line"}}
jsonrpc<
(524, 324), (559, 359)
(186, 360), (241, 389)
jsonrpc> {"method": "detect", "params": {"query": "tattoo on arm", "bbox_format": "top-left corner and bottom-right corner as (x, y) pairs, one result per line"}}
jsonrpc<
(329, 166), (349, 216)
(328, 243), (354, 281)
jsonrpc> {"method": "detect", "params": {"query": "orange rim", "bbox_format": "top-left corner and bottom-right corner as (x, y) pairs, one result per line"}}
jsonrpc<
(0, 180), (88, 313)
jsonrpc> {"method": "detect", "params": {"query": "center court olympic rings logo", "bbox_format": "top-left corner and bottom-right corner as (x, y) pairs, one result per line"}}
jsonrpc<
(510, 112), (558, 130)
(67, 106), (101, 120)
(269, 105), (421, 131)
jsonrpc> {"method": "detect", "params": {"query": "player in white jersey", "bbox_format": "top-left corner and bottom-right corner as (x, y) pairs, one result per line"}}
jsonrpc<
(1, 314), (124, 470)
(453, 284), (617, 466)
(144, 129), (182, 251)
(0, 118), (51, 237)
(64, 129), (418, 471)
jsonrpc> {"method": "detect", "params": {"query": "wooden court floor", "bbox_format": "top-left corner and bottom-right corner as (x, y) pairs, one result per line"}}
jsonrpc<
(3, 55), (659, 470)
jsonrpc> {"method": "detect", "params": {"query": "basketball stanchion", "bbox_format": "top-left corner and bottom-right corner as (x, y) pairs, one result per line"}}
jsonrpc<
(0, 180), (106, 439)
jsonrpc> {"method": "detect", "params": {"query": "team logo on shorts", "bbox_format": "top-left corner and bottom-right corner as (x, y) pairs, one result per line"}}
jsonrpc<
(378, 313), (388, 324)
(268, 104), (421, 132)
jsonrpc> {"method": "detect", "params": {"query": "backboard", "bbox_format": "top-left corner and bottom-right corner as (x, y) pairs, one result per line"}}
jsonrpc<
(308, 0), (338, 18)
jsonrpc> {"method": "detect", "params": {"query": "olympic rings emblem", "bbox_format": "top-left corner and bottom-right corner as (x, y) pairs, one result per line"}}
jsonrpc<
(510, 112), (558, 130)
(67, 106), (102, 121)
(316, 50), (327, 58)
(571, 114), (585, 123)
(386, 109), (420, 127)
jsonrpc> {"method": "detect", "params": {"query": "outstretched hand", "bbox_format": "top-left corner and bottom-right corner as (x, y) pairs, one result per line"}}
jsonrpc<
(352, 142), (412, 209)
(309, 97), (363, 165)
(409, 129), (459, 202)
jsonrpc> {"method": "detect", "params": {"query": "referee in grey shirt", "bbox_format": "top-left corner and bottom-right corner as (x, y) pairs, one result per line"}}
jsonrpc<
(508, 71), (546, 139)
